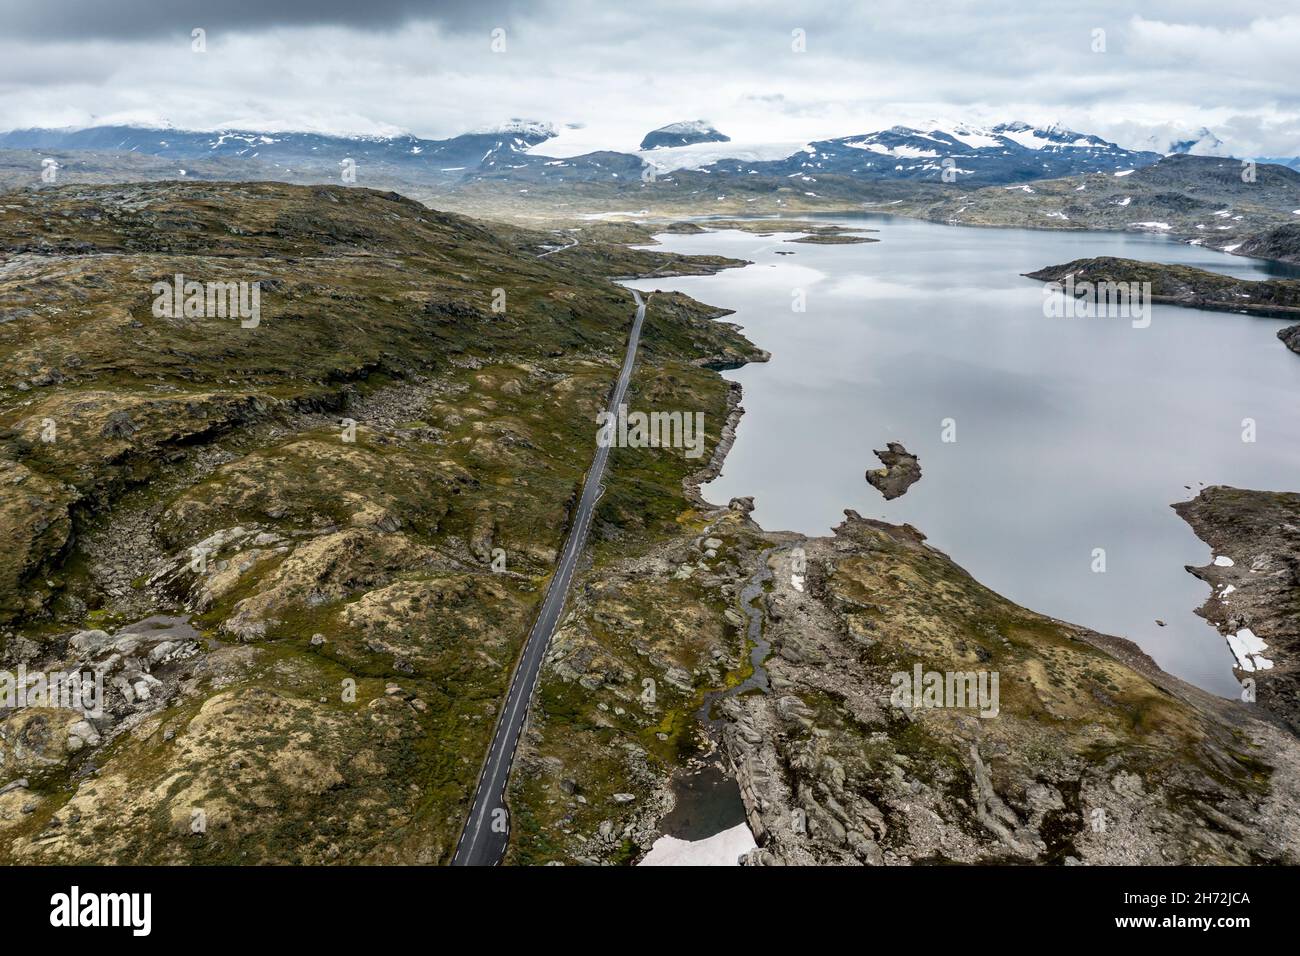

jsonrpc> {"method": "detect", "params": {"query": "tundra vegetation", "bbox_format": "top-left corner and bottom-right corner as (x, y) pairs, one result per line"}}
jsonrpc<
(1, 181), (1297, 867)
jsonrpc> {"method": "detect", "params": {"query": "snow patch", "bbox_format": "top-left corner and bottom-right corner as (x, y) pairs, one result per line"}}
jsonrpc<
(474, 118), (556, 139)
(843, 140), (939, 159)
(1226, 628), (1273, 672)
(638, 822), (757, 866)
(632, 140), (808, 173)
(944, 125), (1002, 149)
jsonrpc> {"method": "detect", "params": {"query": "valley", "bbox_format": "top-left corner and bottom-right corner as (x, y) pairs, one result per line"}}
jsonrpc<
(5, 180), (1300, 869)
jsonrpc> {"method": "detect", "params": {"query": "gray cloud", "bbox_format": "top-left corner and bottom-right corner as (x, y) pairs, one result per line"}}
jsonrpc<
(0, 0), (525, 39)
(0, 0), (1295, 157)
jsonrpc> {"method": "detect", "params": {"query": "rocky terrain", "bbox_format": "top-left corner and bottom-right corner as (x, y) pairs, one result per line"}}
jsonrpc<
(496, 274), (1300, 867)
(5, 178), (1300, 869)
(9, 128), (1300, 259)
(505, 484), (1300, 864)
(1174, 487), (1300, 736)
(1238, 223), (1300, 263)
(897, 154), (1300, 263)
(1281, 325), (1300, 355)
(0, 179), (760, 863)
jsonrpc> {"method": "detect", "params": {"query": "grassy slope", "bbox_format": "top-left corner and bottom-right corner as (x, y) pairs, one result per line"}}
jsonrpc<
(0, 180), (759, 863)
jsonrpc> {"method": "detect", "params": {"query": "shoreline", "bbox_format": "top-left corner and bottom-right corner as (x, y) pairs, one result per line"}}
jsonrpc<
(657, 219), (1286, 707)
(1174, 487), (1300, 736)
(510, 213), (1300, 865)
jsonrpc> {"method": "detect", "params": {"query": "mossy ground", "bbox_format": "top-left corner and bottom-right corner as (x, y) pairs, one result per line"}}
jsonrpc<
(0, 181), (759, 863)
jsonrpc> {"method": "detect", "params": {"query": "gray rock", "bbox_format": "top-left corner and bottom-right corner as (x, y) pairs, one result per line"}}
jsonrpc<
(68, 629), (114, 657)
(1279, 323), (1300, 355)
(865, 442), (922, 500)
(145, 641), (177, 665)
(69, 719), (101, 747)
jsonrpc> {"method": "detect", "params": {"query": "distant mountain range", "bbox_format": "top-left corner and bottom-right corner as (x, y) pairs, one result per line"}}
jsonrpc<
(0, 120), (558, 172)
(6, 120), (1298, 244)
(3, 119), (1176, 187)
(680, 122), (1162, 184)
(893, 153), (1300, 262)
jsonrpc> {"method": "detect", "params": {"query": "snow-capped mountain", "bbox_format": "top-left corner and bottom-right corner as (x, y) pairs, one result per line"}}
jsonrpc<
(0, 122), (557, 171)
(471, 119), (558, 139)
(635, 139), (810, 174)
(639, 121), (730, 150)
(0, 119), (1161, 189)
(694, 122), (1161, 184)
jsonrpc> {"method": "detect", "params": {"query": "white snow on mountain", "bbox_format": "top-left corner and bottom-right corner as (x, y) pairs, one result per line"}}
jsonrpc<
(991, 122), (1106, 150)
(943, 124), (1003, 149)
(472, 118), (557, 139)
(652, 120), (718, 136)
(632, 139), (809, 172)
(839, 122), (1124, 154)
(842, 139), (940, 158)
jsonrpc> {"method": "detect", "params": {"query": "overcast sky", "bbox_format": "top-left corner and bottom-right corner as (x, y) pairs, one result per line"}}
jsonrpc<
(1, 0), (1297, 157)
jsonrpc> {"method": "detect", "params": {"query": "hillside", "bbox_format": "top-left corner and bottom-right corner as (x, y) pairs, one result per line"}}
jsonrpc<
(0, 180), (760, 863)
(1026, 257), (1300, 315)
(4, 180), (1300, 869)
(898, 154), (1300, 261)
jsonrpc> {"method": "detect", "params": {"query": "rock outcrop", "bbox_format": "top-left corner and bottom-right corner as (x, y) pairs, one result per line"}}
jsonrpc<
(865, 442), (922, 500)
(1280, 324), (1300, 355)
(1174, 486), (1300, 736)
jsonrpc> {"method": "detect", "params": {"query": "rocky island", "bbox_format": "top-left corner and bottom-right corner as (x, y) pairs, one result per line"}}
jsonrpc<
(865, 442), (923, 499)
(1026, 256), (1300, 317)
(1027, 256), (1300, 350)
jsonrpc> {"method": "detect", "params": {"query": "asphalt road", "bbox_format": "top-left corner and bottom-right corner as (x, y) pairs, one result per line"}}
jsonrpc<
(451, 289), (646, 866)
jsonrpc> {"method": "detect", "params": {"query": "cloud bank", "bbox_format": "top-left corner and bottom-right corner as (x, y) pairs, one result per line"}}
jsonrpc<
(0, 0), (1296, 157)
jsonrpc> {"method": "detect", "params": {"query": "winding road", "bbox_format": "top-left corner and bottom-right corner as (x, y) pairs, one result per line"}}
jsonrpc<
(451, 289), (646, 866)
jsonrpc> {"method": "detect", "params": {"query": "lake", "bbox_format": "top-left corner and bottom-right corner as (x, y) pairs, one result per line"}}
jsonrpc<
(625, 215), (1300, 696)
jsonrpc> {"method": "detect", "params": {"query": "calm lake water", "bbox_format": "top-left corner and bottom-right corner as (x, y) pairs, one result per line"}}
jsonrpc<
(625, 215), (1300, 696)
